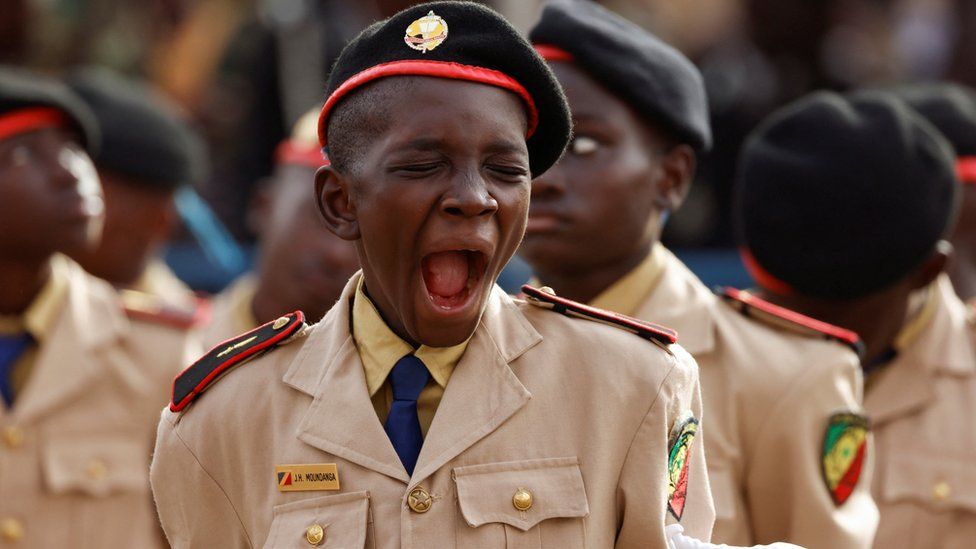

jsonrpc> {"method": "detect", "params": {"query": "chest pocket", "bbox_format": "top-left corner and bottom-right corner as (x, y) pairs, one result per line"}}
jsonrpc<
(454, 457), (589, 549)
(263, 491), (370, 549)
(43, 435), (150, 497)
(881, 453), (976, 513)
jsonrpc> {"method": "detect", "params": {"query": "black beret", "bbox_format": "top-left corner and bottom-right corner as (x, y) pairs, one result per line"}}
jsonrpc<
(317, 1), (571, 177)
(889, 82), (976, 156)
(0, 65), (98, 152)
(735, 91), (958, 299)
(529, 0), (711, 152)
(67, 68), (206, 191)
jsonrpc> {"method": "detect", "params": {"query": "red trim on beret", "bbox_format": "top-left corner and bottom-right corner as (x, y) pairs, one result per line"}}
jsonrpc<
(958, 156), (976, 185)
(317, 59), (539, 148)
(275, 140), (329, 169)
(533, 44), (575, 63)
(740, 247), (795, 296)
(0, 107), (68, 142)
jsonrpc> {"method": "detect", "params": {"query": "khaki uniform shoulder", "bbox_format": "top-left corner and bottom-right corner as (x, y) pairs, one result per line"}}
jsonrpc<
(520, 285), (678, 348)
(717, 287), (864, 358)
(516, 285), (696, 389)
(169, 311), (309, 413)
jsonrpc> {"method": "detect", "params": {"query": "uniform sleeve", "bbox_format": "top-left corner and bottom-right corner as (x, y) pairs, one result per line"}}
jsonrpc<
(746, 354), (878, 548)
(616, 347), (715, 548)
(150, 410), (252, 548)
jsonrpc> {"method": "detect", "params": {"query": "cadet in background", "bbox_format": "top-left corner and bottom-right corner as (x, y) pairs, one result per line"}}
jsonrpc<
(202, 107), (359, 348)
(67, 67), (207, 313)
(521, 2), (877, 546)
(0, 66), (199, 548)
(735, 90), (974, 549)
(891, 83), (976, 305)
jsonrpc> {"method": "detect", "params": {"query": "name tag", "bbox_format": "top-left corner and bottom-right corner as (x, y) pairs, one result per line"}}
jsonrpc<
(275, 464), (341, 492)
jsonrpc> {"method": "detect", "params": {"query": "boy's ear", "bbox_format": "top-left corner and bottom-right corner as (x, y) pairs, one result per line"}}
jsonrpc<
(315, 165), (360, 241)
(911, 240), (952, 290)
(652, 144), (696, 212)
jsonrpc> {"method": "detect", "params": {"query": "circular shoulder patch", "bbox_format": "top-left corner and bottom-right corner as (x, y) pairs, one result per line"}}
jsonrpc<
(667, 414), (699, 520)
(822, 412), (869, 506)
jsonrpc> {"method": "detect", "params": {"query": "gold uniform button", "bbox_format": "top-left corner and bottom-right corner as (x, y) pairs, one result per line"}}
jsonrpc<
(305, 523), (325, 546)
(933, 481), (951, 501)
(2, 426), (23, 449)
(0, 517), (24, 542)
(513, 488), (533, 511)
(87, 459), (108, 481)
(408, 487), (432, 513)
(273, 316), (289, 330)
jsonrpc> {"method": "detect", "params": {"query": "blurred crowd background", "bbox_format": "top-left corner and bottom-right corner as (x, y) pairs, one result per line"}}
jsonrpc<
(5, 0), (975, 292)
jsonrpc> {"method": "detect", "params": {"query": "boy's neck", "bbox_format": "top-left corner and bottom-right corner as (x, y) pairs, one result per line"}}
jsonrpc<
(533, 242), (653, 305)
(0, 256), (53, 316)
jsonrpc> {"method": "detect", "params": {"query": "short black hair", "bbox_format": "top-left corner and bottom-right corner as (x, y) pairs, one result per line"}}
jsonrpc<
(326, 78), (415, 176)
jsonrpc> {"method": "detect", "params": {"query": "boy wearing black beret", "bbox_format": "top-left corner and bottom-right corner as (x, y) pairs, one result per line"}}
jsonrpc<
(67, 68), (205, 314)
(150, 3), (715, 547)
(735, 90), (974, 549)
(522, 1), (877, 547)
(892, 83), (976, 303)
(0, 66), (197, 547)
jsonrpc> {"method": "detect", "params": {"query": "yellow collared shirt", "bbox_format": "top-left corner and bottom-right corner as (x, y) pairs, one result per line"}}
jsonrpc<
(0, 255), (70, 399)
(351, 279), (468, 437)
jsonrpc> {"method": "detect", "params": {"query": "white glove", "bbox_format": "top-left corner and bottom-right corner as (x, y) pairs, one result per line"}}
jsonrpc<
(665, 524), (806, 549)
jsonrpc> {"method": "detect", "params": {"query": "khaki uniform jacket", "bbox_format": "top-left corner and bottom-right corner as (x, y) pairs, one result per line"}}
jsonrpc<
(0, 258), (199, 548)
(151, 273), (715, 548)
(632, 250), (877, 547)
(867, 275), (976, 549)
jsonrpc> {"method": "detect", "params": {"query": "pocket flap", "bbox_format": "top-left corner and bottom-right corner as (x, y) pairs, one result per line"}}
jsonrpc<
(263, 491), (369, 549)
(882, 453), (976, 511)
(454, 457), (589, 531)
(42, 435), (149, 497)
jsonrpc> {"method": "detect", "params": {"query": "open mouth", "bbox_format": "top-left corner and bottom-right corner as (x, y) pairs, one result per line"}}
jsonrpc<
(421, 250), (489, 310)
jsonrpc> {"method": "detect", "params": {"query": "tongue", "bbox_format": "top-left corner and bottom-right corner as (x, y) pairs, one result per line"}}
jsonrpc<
(423, 251), (469, 297)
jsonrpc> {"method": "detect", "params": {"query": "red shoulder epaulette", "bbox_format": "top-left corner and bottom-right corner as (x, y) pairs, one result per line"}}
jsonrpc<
(718, 287), (864, 356)
(121, 290), (211, 330)
(521, 285), (678, 345)
(170, 311), (306, 412)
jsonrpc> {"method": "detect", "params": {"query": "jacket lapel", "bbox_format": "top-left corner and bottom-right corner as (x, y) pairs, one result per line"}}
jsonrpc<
(286, 277), (543, 485)
(14, 261), (126, 423)
(865, 276), (975, 426)
(410, 287), (541, 485)
(285, 273), (410, 483)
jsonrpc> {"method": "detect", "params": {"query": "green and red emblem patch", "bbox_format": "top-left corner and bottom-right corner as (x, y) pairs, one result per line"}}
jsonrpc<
(667, 415), (699, 520)
(822, 412), (869, 506)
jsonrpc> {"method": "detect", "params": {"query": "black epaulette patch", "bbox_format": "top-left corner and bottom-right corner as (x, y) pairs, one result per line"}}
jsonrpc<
(121, 289), (211, 330)
(170, 311), (306, 412)
(718, 287), (864, 357)
(521, 285), (678, 345)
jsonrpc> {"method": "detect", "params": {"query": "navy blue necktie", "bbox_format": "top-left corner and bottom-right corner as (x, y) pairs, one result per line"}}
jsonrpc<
(384, 354), (430, 475)
(0, 333), (33, 407)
